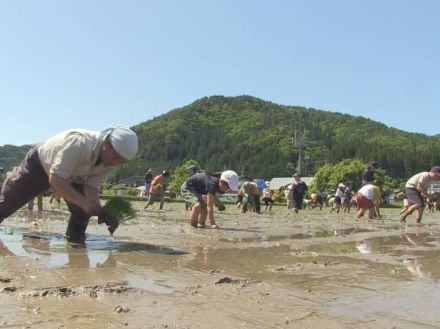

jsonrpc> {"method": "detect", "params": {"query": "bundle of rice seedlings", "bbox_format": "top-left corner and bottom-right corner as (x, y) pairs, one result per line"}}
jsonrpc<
(100, 197), (136, 235)
(102, 196), (136, 221)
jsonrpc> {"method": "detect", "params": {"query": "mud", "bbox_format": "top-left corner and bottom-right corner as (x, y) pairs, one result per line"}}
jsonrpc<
(1, 202), (440, 328)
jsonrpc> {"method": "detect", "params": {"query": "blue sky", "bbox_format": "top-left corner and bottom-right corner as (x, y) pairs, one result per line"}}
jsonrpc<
(1, 0), (439, 146)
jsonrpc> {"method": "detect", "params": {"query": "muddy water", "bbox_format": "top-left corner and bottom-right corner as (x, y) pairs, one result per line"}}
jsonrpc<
(2, 206), (440, 328)
(179, 224), (440, 327)
(0, 228), (186, 295)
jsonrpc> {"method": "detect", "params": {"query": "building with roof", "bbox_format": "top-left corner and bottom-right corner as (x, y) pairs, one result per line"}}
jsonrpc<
(269, 177), (315, 190)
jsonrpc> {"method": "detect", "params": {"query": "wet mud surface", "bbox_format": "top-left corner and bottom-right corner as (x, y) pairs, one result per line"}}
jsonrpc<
(1, 203), (440, 328)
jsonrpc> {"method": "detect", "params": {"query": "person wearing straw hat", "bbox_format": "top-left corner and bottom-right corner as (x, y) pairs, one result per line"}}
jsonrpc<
(0, 125), (138, 242)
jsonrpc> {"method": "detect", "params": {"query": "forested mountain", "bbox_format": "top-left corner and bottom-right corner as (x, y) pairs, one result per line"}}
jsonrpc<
(2, 95), (439, 180)
(119, 95), (440, 180)
(0, 144), (31, 171)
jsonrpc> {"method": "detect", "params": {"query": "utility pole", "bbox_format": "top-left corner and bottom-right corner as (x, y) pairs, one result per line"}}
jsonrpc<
(293, 128), (306, 175)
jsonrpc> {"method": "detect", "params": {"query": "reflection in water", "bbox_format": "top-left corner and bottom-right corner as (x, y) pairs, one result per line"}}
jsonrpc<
(0, 228), (185, 293)
(355, 240), (372, 254)
(314, 227), (373, 238)
(190, 246), (215, 271)
(184, 229), (440, 289)
(1, 229), (185, 265)
(352, 227), (440, 281)
(0, 228), (185, 268)
(0, 306), (20, 315)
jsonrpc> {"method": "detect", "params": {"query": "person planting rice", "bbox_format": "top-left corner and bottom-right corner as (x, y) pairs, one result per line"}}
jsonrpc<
(100, 196), (136, 235)
(355, 183), (382, 219)
(143, 170), (170, 210)
(186, 170), (239, 229)
(400, 166), (440, 224)
(0, 125), (138, 242)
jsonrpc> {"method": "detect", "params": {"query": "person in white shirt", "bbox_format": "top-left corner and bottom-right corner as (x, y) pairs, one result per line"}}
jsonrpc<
(355, 184), (382, 219)
(400, 166), (440, 223)
(0, 125), (138, 242)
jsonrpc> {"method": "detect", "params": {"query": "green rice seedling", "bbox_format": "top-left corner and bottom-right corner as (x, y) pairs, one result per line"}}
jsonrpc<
(102, 197), (136, 221)
(100, 197), (136, 235)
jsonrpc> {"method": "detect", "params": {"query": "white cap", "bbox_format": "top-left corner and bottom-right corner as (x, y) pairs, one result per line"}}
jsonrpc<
(101, 124), (138, 160)
(220, 170), (239, 192)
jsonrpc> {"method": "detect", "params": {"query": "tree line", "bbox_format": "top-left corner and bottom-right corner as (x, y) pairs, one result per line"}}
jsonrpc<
(2, 95), (440, 183)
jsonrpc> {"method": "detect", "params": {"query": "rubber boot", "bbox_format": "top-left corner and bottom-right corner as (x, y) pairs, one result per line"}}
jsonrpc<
(65, 203), (90, 243)
(65, 184), (90, 243)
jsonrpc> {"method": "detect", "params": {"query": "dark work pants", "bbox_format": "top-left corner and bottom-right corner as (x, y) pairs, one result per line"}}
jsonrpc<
(0, 146), (50, 219)
(0, 146), (90, 243)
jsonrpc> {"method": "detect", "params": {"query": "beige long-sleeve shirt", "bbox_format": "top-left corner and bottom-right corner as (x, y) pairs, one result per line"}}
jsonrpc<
(37, 129), (113, 190)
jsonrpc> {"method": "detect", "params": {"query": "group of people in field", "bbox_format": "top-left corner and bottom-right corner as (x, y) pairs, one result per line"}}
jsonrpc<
(173, 160), (440, 227)
(144, 165), (239, 229)
(0, 125), (241, 236)
(348, 162), (440, 224)
(2, 124), (440, 241)
(294, 161), (440, 224)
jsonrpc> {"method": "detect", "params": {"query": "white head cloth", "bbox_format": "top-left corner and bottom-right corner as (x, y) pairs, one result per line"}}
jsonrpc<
(101, 124), (138, 160)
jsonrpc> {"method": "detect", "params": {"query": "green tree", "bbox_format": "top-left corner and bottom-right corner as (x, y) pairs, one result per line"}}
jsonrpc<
(310, 159), (397, 193)
(169, 159), (203, 193)
(310, 159), (365, 193)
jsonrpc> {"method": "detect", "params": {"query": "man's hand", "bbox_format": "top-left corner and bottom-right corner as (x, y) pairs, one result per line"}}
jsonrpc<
(83, 201), (103, 216)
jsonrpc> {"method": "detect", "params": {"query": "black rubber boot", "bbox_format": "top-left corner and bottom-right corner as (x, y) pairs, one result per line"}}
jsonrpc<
(65, 207), (90, 243)
(64, 184), (91, 243)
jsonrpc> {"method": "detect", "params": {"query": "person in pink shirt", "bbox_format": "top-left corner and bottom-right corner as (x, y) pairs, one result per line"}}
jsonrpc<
(261, 181), (274, 211)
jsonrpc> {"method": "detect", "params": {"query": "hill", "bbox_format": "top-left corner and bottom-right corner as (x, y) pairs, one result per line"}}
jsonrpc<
(119, 95), (440, 179)
(0, 144), (31, 171)
(2, 96), (439, 179)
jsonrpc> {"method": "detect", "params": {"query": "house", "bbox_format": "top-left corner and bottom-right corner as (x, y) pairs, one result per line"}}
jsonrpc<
(136, 186), (146, 197)
(119, 176), (144, 187)
(269, 177), (315, 190)
(428, 182), (440, 194)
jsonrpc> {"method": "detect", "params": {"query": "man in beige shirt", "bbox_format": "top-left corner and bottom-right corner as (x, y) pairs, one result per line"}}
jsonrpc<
(0, 125), (138, 242)
(400, 166), (440, 223)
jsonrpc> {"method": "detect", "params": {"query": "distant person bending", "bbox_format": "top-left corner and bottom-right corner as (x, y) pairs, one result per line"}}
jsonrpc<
(239, 180), (261, 214)
(186, 170), (239, 229)
(49, 188), (62, 206)
(261, 181), (275, 212)
(342, 181), (353, 213)
(144, 170), (170, 210)
(355, 183), (381, 219)
(28, 193), (44, 211)
(400, 166), (440, 223)
(0, 125), (138, 242)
